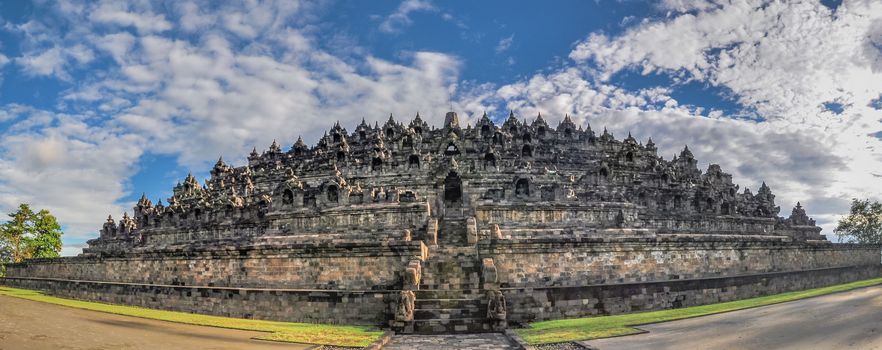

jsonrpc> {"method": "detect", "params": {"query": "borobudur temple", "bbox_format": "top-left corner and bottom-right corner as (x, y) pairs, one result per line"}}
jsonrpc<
(3, 111), (879, 334)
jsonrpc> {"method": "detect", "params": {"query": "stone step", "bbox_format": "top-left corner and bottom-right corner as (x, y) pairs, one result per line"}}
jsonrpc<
(421, 269), (481, 283)
(415, 289), (485, 299)
(414, 307), (486, 320)
(419, 283), (481, 291)
(415, 298), (485, 309)
(412, 318), (494, 334)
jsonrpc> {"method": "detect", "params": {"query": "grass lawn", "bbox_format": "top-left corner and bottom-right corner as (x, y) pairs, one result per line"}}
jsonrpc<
(516, 277), (882, 345)
(0, 286), (383, 347)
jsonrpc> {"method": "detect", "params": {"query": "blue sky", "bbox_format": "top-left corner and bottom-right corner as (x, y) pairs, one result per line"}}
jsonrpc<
(0, 0), (880, 255)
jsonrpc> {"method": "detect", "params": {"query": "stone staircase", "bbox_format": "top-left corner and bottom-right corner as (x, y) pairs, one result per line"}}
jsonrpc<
(393, 214), (500, 334)
(411, 245), (491, 333)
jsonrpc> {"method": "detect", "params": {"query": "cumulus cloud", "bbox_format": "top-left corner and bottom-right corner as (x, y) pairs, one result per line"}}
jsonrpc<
(0, 105), (142, 242)
(471, 0), (882, 236)
(2, 0), (880, 254)
(0, 0), (462, 254)
(379, 0), (436, 33)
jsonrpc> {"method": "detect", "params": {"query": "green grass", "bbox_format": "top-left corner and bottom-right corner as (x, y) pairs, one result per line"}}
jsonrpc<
(0, 286), (382, 347)
(516, 277), (882, 345)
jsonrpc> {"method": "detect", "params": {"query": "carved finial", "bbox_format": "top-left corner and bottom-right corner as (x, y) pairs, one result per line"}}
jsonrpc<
(680, 145), (694, 158)
(509, 110), (515, 118)
(388, 113), (395, 122)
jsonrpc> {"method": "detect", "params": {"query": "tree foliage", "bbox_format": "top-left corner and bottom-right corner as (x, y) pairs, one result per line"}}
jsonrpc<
(0, 204), (64, 275)
(835, 199), (882, 244)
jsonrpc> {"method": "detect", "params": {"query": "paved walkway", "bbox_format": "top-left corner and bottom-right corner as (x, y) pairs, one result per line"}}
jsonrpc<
(384, 333), (519, 350)
(585, 285), (882, 350)
(0, 295), (312, 350)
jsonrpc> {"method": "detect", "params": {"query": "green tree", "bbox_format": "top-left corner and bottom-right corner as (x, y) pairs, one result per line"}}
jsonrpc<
(835, 199), (882, 244)
(0, 204), (64, 275)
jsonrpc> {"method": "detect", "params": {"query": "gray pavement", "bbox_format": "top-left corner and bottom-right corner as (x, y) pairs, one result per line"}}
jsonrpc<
(384, 333), (519, 350)
(0, 295), (312, 350)
(585, 285), (882, 350)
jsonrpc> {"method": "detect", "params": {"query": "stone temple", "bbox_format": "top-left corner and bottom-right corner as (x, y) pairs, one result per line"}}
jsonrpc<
(3, 112), (879, 334)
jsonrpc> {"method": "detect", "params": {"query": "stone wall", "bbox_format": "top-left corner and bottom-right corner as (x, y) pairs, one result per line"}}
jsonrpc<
(501, 265), (879, 323)
(6, 241), (426, 290)
(480, 238), (879, 288)
(2, 237), (878, 328)
(0, 277), (393, 325)
(477, 238), (880, 323)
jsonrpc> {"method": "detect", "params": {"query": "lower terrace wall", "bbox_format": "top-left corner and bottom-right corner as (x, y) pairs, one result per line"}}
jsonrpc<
(5, 241), (427, 290)
(478, 238), (881, 323)
(480, 237), (879, 288)
(0, 277), (393, 325)
(500, 265), (879, 323)
(1, 237), (878, 327)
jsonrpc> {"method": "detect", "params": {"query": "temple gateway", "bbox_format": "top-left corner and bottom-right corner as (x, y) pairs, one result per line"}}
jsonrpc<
(3, 112), (879, 333)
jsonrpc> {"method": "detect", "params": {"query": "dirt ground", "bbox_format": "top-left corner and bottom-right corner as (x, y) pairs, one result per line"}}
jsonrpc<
(0, 295), (313, 350)
(586, 285), (882, 350)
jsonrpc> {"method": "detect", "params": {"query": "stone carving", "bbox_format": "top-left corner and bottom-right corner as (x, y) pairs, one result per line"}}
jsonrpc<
(486, 290), (507, 330)
(466, 217), (478, 244)
(492, 224), (503, 240)
(404, 259), (422, 289)
(395, 290), (416, 322)
(403, 229), (412, 241)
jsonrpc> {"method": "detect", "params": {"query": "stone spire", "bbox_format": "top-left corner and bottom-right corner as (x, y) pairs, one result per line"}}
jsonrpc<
(680, 145), (694, 159)
(269, 139), (281, 153)
(443, 111), (460, 129)
(137, 193), (152, 208)
(480, 110), (491, 123)
(559, 114), (577, 131)
(503, 110), (520, 131)
(294, 136), (306, 148)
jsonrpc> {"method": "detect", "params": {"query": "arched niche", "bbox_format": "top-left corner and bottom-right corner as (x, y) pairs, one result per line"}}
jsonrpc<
(372, 157), (383, 171)
(515, 178), (530, 197)
(444, 142), (460, 156)
(484, 153), (497, 168)
(481, 124), (491, 137)
(522, 145), (533, 157)
(327, 185), (339, 203)
(283, 189), (294, 205)
(443, 171), (463, 204)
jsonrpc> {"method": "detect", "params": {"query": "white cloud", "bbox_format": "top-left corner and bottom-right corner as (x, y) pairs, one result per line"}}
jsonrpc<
(495, 34), (514, 53)
(88, 2), (172, 34)
(1, 0), (463, 255)
(16, 47), (66, 77)
(0, 106), (142, 244)
(4, 0), (881, 256)
(379, 0), (436, 33)
(471, 0), (882, 238)
(0, 53), (9, 66)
